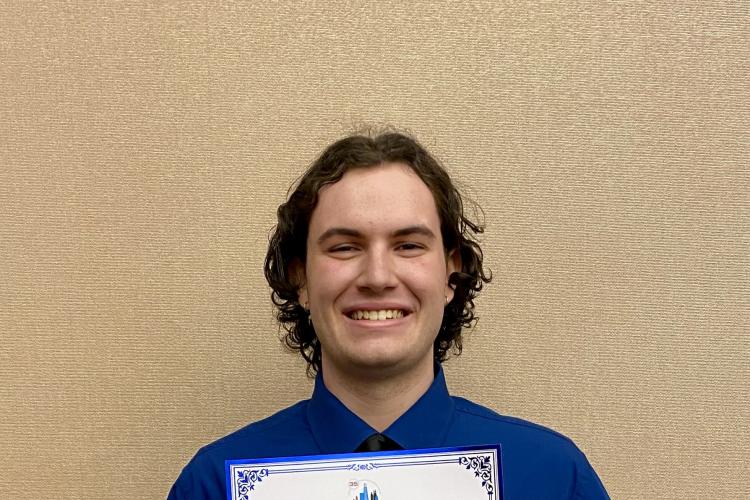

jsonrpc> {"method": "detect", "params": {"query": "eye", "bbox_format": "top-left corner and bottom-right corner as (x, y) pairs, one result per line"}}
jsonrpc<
(330, 244), (358, 253)
(396, 242), (426, 252)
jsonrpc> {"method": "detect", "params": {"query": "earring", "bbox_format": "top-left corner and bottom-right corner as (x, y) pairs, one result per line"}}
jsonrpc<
(304, 304), (312, 327)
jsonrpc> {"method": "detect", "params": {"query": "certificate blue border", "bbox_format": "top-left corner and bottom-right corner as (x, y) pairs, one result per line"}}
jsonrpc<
(225, 443), (503, 500)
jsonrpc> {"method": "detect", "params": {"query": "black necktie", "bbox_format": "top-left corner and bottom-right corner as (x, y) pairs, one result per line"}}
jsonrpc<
(355, 433), (403, 452)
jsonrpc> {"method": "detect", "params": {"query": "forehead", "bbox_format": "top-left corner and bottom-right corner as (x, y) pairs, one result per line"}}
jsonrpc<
(309, 162), (440, 233)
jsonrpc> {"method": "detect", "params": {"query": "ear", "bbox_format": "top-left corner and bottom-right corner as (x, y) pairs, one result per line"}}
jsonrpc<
(289, 258), (308, 307)
(445, 249), (461, 303)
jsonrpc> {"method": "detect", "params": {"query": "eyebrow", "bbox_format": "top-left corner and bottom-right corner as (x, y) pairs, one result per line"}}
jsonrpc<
(392, 225), (437, 239)
(316, 225), (437, 244)
(317, 227), (362, 244)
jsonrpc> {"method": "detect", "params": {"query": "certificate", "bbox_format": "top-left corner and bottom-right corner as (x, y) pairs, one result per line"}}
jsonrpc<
(226, 444), (502, 500)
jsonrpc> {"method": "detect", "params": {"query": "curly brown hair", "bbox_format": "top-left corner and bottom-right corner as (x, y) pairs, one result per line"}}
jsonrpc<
(264, 130), (491, 376)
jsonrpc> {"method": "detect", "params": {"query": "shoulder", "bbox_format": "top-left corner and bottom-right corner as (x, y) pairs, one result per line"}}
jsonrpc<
(197, 399), (311, 460)
(449, 397), (609, 498)
(169, 400), (313, 499)
(452, 396), (577, 447)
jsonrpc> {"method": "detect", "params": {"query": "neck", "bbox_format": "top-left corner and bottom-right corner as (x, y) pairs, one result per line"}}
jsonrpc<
(321, 357), (435, 432)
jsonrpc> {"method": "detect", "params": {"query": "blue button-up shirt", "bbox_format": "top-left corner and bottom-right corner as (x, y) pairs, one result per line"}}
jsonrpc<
(168, 367), (608, 499)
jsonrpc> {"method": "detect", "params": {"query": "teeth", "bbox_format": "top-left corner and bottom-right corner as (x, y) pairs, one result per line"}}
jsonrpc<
(350, 309), (405, 320)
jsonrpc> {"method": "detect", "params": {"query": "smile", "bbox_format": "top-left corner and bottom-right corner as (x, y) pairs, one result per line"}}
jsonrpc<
(348, 309), (407, 321)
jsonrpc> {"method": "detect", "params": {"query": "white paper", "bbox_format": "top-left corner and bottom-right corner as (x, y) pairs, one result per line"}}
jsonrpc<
(226, 445), (502, 500)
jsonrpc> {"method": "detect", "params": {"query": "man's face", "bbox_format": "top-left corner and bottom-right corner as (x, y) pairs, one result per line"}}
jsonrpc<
(298, 162), (458, 381)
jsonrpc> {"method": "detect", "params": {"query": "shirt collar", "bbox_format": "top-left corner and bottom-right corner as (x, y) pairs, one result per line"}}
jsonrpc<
(306, 365), (455, 454)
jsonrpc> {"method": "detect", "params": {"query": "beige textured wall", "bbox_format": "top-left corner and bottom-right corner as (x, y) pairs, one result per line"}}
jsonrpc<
(1, 2), (748, 498)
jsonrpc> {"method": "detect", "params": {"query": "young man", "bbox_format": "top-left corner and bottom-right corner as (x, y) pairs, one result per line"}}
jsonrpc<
(168, 132), (609, 499)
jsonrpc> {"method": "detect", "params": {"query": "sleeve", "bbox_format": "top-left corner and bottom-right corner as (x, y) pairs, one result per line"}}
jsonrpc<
(572, 453), (610, 500)
(166, 450), (226, 500)
(166, 466), (191, 500)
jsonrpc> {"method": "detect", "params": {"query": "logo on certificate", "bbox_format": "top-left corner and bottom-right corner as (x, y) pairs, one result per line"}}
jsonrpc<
(348, 479), (382, 500)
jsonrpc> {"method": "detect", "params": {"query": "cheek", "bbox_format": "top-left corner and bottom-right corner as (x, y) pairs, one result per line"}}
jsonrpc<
(307, 259), (358, 296)
(399, 260), (449, 297)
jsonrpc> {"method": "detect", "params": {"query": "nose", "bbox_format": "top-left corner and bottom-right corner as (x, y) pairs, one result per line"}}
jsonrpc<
(356, 245), (398, 293)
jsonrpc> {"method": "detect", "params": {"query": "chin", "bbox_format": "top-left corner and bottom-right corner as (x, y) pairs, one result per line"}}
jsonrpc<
(332, 349), (404, 372)
(354, 349), (431, 375)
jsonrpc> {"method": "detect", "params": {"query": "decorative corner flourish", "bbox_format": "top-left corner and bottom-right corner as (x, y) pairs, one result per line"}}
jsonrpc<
(459, 455), (494, 498)
(235, 468), (269, 500)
